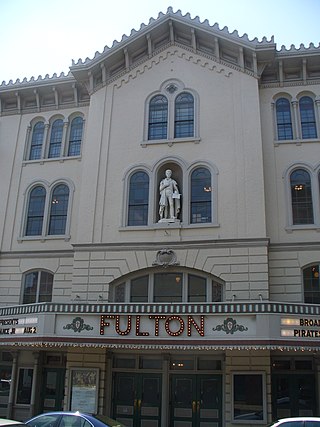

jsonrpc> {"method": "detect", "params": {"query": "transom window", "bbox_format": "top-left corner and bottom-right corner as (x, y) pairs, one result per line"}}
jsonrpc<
(22, 270), (53, 304)
(112, 272), (223, 303)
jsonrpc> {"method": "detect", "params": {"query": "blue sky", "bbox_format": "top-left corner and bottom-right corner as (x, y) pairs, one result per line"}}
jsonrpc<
(1, 0), (319, 83)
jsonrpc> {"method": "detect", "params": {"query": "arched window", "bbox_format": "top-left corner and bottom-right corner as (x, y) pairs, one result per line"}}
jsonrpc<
(29, 122), (45, 160)
(290, 169), (314, 224)
(191, 167), (212, 223)
(174, 92), (194, 138)
(299, 96), (317, 139)
(128, 171), (149, 226)
(25, 186), (46, 236)
(22, 270), (53, 304)
(111, 272), (223, 303)
(148, 95), (168, 140)
(48, 184), (69, 235)
(276, 98), (293, 140)
(68, 117), (83, 156)
(48, 119), (63, 158)
(303, 264), (320, 304)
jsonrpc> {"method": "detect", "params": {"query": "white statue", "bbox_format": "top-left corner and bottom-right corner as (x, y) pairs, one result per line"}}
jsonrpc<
(159, 169), (181, 221)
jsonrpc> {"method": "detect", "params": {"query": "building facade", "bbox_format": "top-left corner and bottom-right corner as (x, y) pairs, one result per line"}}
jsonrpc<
(1, 8), (320, 427)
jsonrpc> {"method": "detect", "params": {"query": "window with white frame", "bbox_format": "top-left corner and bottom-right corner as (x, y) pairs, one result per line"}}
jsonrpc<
(144, 81), (198, 143)
(275, 98), (293, 140)
(290, 169), (314, 225)
(23, 181), (72, 239)
(303, 264), (320, 304)
(274, 92), (319, 141)
(127, 171), (149, 226)
(27, 114), (84, 160)
(22, 270), (53, 304)
(111, 271), (223, 303)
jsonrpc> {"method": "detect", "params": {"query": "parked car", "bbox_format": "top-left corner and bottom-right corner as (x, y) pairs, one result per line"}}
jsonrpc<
(268, 417), (320, 427)
(25, 412), (127, 427)
(0, 419), (26, 427)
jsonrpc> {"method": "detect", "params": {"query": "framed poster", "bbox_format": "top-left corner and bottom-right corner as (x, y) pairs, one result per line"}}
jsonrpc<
(69, 368), (99, 413)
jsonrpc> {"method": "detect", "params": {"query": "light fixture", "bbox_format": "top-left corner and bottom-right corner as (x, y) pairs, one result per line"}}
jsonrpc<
(203, 186), (212, 192)
(294, 184), (303, 191)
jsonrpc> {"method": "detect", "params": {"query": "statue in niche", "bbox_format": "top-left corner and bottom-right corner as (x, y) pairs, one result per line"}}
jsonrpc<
(158, 169), (181, 222)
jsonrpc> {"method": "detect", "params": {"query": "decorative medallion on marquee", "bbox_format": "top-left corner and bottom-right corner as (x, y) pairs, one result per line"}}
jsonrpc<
(152, 248), (180, 268)
(212, 317), (248, 334)
(63, 317), (93, 333)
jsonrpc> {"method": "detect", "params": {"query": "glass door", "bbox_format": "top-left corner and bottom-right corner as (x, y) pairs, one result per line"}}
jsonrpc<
(272, 374), (316, 419)
(113, 373), (161, 427)
(41, 368), (65, 412)
(170, 374), (222, 427)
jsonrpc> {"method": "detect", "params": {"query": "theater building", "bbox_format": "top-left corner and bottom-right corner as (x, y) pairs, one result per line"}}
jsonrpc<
(1, 7), (320, 427)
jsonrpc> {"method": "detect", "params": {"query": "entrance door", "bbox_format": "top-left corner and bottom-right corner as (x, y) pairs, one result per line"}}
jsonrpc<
(272, 374), (316, 419)
(40, 368), (65, 412)
(113, 373), (161, 427)
(170, 374), (222, 427)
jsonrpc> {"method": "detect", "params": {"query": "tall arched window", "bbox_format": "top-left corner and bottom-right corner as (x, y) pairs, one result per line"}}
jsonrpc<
(29, 122), (45, 160)
(48, 184), (69, 235)
(25, 186), (46, 236)
(191, 167), (212, 223)
(22, 270), (53, 304)
(290, 169), (314, 224)
(128, 171), (149, 226)
(148, 95), (168, 140)
(48, 119), (63, 158)
(174, 92), (194, 138)
(303, 264), (320, 304)
(276, 98), (293, 140)
(299, 96), (317, 139)
(68, 117), (83, 156)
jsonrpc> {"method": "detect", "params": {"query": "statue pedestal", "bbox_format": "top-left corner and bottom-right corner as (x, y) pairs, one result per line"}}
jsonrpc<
(158, 218), (180, 224)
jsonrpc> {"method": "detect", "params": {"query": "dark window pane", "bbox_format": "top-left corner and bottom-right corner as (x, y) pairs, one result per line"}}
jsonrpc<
(188, 275), (206, 302)
(174, 92), (194, 138)
(48, 119), (63, 158)
(233, 374), (263, 421)
(148, 95), (168, 140)
(25, 186), (46, 236)
(300, 96), (317, 139)
(154, 273), (182, 302)
(16, 368), (33, 404)
(212, 281), (222, 302)
(191, 167), (212, 223)
(29, 122), (44, 160)
(48, 184), (69, 235)
(131, 275), (148, 302)
(23, 271), (38, 304)
(128, 172), (149, 226)
(68, 117), (83, 156)
(39, 271), (53, 302)
(276, 98), (293, 140)
(290, 169), (313, 224)
(304, 264), (320, 304)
